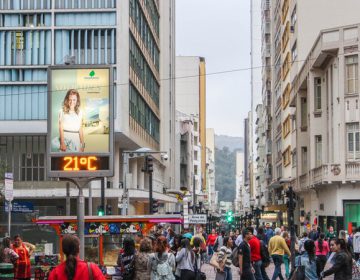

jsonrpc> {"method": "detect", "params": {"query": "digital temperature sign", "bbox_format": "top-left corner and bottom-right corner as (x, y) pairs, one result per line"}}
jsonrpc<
(51, 156), (110, 172)
(47, 66), (113, 178)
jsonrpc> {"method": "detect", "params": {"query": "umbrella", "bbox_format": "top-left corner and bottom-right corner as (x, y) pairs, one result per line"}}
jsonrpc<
(182, 232), (193, 239)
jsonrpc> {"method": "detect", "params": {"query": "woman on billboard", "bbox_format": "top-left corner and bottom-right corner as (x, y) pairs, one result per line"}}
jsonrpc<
(58, 89), (85, 152)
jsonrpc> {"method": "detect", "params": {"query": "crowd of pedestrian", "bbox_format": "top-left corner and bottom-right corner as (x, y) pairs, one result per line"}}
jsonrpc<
(1, 223), (360, 280)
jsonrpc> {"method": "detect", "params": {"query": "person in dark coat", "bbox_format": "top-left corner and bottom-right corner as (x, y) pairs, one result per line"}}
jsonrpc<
(321, 238), (352, 280)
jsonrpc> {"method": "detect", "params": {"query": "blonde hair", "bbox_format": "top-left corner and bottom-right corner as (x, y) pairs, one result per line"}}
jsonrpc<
(63, 89), (81, 114)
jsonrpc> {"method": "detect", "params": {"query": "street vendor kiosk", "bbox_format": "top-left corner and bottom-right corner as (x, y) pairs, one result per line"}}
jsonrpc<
(34, 215), (183, 267)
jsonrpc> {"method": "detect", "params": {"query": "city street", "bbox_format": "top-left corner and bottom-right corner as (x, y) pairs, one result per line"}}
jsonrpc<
(201, 262), (334, 280)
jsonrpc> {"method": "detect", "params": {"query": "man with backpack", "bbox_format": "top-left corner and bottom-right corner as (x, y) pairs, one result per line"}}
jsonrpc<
(238, 228), (255, 280)
(257, 227), (270, 280)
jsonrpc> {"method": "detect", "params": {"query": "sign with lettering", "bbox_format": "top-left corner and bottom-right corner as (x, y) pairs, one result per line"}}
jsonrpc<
(188, 214), (207, 224)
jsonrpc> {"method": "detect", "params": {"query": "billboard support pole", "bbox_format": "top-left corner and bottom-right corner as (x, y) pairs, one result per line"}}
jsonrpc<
(60, 177), (100, 259)
(7, 201), (11, 237)
(122, 153), (129, 215)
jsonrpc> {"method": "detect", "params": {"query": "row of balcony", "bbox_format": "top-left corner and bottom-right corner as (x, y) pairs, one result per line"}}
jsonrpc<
(294, 163), (360, 191)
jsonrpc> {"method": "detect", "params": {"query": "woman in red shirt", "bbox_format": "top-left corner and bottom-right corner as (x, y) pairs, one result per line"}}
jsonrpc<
(13, 235), (35, 280)
(206, 229), (218, 258)
(315, 233), (330, 278)
(49, 235), (105, 280)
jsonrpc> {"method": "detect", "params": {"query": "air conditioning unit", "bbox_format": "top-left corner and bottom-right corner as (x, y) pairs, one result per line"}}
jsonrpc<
(290, 25), (295, 33)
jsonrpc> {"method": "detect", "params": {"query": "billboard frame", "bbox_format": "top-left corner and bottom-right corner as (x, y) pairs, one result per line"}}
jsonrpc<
(47, 65), (114, 178)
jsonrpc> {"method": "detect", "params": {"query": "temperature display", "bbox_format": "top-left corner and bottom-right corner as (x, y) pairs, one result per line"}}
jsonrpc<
(51, 156), (109, 172)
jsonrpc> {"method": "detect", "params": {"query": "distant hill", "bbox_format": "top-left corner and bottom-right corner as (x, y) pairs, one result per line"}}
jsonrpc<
(214, 135), (243, 202)
(215, 134), (243, 151)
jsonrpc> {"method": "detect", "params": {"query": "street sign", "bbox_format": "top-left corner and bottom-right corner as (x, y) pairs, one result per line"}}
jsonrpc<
(188, 214), (207, 224)
(4, 173), (13, 201)
(5, 201), (34, 213)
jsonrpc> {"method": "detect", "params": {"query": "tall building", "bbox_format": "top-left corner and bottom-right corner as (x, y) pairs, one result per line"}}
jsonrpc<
(291, 24), (360, 232)
(175, 56), (207, 197)
(235, 151), (244, 213)
(0, 0), (177, 236)
(206, 128), (216, 212)
(261, 0), (360, 228)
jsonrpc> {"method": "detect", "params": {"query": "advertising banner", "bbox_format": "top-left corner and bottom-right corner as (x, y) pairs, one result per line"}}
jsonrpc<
(47, 66), (113, 177)
(50, 68), (110, 154)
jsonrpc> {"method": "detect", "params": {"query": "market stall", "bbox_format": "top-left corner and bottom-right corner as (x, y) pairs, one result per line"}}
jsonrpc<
(33, 215), (182, 270)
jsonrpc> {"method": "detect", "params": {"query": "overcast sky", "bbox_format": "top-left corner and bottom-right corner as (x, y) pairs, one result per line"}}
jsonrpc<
(176, 0), (261, 138)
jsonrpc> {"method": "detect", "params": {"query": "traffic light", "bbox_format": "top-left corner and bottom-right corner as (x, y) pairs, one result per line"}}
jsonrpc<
(226, 210), (234, 223)
(152, 199), (159, 213)
(146, 156), (153, 173)
(106, 204), (112, 215)
(97, 205), (104, 216)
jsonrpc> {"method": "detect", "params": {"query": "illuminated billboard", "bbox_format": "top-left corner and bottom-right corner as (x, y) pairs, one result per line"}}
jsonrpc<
(47, 66), (113, 178)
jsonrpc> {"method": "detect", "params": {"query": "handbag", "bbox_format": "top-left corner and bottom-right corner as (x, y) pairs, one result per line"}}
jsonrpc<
(289, 257), (305, 280)
(215, 271), (226, 280)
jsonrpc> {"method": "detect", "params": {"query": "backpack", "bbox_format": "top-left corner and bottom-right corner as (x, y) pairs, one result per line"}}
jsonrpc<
(154, 254), (175, 280)
(260, 240), (270, 267)
(231, 246), (239, 267)
(118, 253), (135, 280)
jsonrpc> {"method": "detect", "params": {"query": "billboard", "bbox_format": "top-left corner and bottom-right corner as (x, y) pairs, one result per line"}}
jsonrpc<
(47, 66), (113, 178)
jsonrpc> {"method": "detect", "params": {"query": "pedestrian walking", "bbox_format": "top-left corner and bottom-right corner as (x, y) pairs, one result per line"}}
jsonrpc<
(48, 234), (105, 280)
(134, 238), (152, 280)
(238, 228), (255, 280)
(117, 237), (136, 280)
(281, 231), (291, 279)
(295, 240), (318, 280)
(12, 234), (35, 280)
(321, 238), (353, 280)
(315, 233), (329, 277)
(353, 227), (360, 261)
(298, 232), (310, 254)
(268, 227), (291, 280)
(0, 237), (18, 264)
(325, 226), (337, 241)
(206, 229), (218, 258)
(248, 227), (263, 280)
(257, 227), (270, 280)
(217, 236), (233, 280)
(265, 223), (274, 246)
(213, 230), (225, 252)
(309, 224), (320, 241)
(148, 236), (176, 280)
(175, 239), (196, 280)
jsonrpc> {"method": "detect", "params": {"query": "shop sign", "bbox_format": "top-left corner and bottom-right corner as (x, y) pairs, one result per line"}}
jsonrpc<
(5, 201), (34, 213)
(188, 214), (207, 224)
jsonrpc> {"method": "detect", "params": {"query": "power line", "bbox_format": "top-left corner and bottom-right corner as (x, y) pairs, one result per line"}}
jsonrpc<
(0, 51), (356, 97)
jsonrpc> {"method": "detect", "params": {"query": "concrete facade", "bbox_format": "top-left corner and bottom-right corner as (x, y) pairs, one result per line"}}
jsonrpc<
(0, 0), (177, 221)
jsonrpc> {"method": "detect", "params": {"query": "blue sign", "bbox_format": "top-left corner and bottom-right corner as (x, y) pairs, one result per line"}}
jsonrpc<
(5, 201), (34, 213)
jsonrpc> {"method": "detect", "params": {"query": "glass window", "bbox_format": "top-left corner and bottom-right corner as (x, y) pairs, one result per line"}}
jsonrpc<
(314, 77), (322, 110)
(347, 123), (360, 160)
(315, 135), (322, 167)
(301, 147), (308, 174)
(301, 97), (307, 128)
(345, 55), (358, 94)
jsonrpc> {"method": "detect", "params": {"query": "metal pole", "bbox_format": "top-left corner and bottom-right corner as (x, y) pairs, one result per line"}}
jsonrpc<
(8, 201), (11, 237)
(192, 175), (196, 214)
(149, 171), (153, 214)
(122, 153), (129, 215)
(88, 183), (92, 216)
(101, 178), (105, 213)
(66, 182), (70, 216)
(77, 185), (85, 259)
(288, 186), (296, 271)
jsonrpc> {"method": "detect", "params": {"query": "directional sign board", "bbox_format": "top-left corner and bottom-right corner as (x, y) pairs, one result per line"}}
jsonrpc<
(4, 173), (13, 201)
(188, 214), (207, 224)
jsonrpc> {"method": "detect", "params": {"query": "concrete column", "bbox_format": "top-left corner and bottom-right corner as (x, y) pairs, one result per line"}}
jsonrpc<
(130, 159), (138, 189)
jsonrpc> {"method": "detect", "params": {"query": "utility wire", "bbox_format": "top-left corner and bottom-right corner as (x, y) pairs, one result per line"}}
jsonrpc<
(0, 51), (355, 97)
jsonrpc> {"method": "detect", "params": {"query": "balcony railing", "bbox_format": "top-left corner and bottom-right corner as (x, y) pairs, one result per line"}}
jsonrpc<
(311, 165), (329, 185)
(346, 162), (360, 179)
